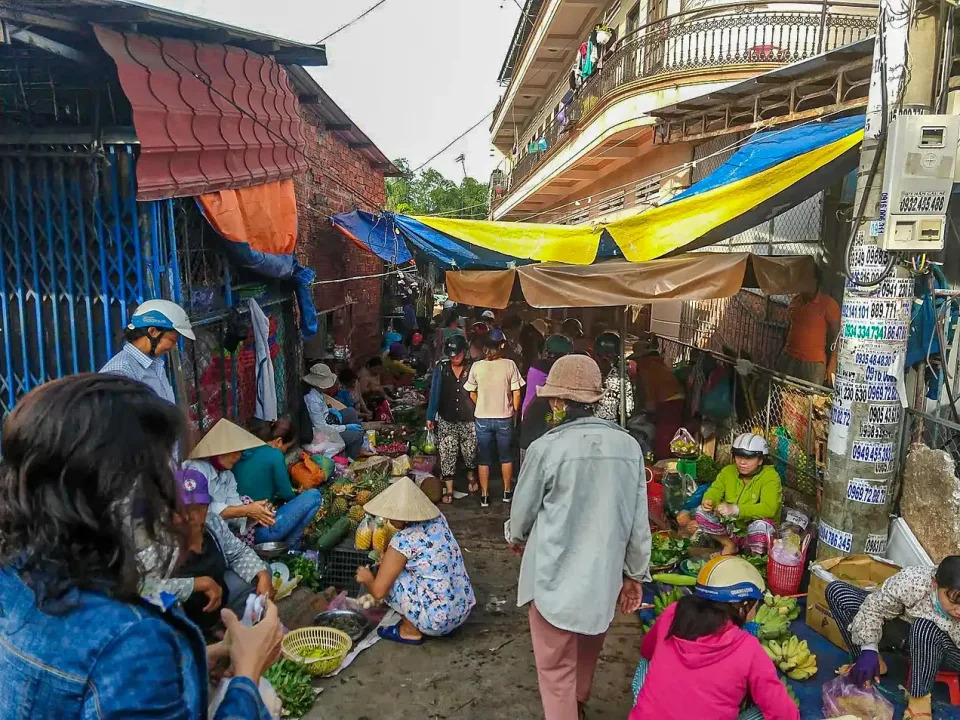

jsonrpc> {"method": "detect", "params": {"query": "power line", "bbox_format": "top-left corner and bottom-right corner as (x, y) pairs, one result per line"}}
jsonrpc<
(508, 0), (536, 30)
(317, 0), (391, 43)
(412, 111), (494, 173)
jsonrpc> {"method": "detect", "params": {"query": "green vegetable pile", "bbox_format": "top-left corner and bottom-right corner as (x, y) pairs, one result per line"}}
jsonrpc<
(264, 659), (316, 719)
(650, 533), (689, 568)
(282, 554), (322, 592)
(742, 553), (768, 580)
(297, 644), (339, 661)
(695, 454), (722, 484)
(641, 587), (685, 633)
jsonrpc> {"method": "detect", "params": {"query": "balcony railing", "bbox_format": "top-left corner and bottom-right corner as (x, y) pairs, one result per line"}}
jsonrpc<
(490, 1), (876, 211)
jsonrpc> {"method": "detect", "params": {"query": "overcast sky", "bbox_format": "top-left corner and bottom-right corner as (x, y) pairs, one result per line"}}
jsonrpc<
(140, 0), (519, 181)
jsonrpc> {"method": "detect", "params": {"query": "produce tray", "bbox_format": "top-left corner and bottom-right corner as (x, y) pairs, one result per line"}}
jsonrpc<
(319, 539), (372, 597)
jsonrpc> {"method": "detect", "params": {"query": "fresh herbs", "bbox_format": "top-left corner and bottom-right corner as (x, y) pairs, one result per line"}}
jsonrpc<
(650, 533), (689, 568)
(264, 659), (316, 718)
(282, 554), (322, 592)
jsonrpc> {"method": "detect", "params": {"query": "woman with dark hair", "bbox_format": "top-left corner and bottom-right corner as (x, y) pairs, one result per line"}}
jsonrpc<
(233, 418), (322, 551)
(0, 374), (281, 718)
(826, 556), (960, 719)
(631, 556), (798, 720)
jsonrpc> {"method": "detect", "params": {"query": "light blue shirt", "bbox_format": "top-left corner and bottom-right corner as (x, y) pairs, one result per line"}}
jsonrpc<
(100, 342), (176, 405)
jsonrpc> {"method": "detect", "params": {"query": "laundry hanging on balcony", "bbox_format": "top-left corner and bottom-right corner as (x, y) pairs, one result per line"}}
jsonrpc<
(607, 115), (865, 262)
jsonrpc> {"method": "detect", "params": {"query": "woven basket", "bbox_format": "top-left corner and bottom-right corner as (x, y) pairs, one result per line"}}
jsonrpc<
(281, 626), (353, 676)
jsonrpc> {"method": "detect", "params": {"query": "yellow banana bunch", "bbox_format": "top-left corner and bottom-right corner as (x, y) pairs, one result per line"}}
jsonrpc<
(762, 635), (818, 681)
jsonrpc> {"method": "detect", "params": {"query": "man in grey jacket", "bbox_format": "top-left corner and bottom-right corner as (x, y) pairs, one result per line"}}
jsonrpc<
(508, 354), (650, 720)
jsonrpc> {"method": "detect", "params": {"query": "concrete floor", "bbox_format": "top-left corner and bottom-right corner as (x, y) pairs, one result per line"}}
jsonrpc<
(307, 485), (644, 720)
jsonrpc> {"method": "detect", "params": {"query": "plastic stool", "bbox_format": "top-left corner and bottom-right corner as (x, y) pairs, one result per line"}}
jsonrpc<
(906, 665), (960, 705)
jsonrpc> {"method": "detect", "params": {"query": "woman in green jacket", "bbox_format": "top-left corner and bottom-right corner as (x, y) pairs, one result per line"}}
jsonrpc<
(692, 433), (782, 556)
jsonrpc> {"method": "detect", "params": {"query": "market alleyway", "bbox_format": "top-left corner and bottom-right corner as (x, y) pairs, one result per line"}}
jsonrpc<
(308, 490), (644, 720)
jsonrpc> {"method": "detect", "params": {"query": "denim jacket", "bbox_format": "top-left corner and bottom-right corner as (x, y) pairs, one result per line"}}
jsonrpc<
(0, 567), (269, 719)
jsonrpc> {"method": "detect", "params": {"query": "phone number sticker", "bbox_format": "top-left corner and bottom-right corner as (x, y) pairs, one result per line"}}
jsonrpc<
(842, 299), (910, 323)
(851, 441), (894, 463)
(876, 460), (894, 474)
(864, 365), (895, 383)
(854, 349), (895, 368)
(819, 521), (853, 553)
(865, 533), (888, 555)
(843, 322), (908, 342)
(834, 381), (899, 403)
(832, 405), (852, 426)
(859, 423), (894, 440)
(846, 478), (889, 505)
(868, 404), (901, 424)
(898, 190), (947, 214)
(848, 244), (890, 268)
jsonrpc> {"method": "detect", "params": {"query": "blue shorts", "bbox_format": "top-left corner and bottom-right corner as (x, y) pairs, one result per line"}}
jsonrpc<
(475, 417), (515, 466)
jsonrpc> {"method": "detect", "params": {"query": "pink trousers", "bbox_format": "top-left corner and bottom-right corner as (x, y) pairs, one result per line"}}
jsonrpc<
(528, 602), (607, 720)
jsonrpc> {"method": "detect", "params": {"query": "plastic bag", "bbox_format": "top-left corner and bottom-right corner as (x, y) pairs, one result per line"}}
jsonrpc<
(821, 675), (894, 720)
(290, 452), (326, 489)
(355, 515), (373, 550)
(669, 427), (698, 457)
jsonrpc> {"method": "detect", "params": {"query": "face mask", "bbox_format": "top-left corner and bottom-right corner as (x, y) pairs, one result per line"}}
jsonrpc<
(932, 590), (952, 620)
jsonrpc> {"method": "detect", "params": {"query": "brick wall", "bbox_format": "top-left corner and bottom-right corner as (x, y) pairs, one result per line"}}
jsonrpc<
(294, 103), (388, 362)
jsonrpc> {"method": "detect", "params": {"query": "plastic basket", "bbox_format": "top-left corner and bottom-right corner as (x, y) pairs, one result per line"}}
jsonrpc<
(766, 534), (811, 596)
(320, 539), (371, 596)
(281, 626), (352, 676)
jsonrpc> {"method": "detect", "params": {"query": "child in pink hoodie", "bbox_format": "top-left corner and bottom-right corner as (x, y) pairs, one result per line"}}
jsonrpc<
(630, 557), (799, 720)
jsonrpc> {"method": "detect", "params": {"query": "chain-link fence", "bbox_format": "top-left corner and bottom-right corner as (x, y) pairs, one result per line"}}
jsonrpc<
(659, 337), (830, 514)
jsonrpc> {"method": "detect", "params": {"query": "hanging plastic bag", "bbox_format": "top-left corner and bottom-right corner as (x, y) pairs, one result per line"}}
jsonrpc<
(423, 427), (437, 454)
(821, 675), (894, 720)
(669, 427), (698, 457)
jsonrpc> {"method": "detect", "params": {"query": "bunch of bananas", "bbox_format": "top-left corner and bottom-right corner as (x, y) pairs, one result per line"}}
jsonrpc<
(763, 635), (818, 680)
(762, 592), (801, 619)
(653, 587), (684, 615)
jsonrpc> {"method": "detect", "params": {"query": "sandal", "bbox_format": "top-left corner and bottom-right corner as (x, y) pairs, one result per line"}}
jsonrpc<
(378, 622), (423, 645)
(441, 490), (453, 505)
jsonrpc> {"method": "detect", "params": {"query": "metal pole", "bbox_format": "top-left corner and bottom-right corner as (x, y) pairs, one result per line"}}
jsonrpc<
(620, 306), (628, 427)
(817, 0), (941, 560)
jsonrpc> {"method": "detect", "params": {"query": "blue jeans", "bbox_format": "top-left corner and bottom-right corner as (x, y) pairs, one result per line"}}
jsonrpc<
(475, 417), (515, 466)
(254, 489), (322, 550)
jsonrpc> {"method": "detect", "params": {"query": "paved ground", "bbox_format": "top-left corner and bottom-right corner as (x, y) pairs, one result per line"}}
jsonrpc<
(307, 479), (643, 720)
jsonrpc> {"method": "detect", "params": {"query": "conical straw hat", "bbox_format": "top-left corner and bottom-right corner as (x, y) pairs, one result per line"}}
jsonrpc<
(188, 418), (264, 459)
(363, 476), (440, 523)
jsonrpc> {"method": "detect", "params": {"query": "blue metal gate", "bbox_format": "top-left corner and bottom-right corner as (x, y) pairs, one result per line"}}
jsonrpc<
(0, 144), (178, 415)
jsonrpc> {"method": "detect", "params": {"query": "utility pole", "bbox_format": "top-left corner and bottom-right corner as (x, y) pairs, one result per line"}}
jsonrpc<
(817, 0), (942, 560)
(455, 153), (468, 218)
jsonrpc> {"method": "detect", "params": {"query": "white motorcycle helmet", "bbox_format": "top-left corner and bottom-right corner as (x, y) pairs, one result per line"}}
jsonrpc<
(731, 432), (768, 458)
(128, 299), (196, 340)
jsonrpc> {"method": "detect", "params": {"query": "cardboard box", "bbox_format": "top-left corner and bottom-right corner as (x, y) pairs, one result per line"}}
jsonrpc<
(805, 554), (901, 650)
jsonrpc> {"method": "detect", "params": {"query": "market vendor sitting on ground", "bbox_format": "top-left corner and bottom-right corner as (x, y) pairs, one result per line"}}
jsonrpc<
(593, 331), (635, 422)
(183, 419), (277, 544)
(631, 556), (799, 720)
(146, 468), (273, 635)
(302, 362), (366, 459)
(777, 265), (841, 387)
(427, 333), (477, 504)
(233, 419), (322, 551)
(354, 477), (475, 645)
(826, 555), (960, 720)
(684, 433), (782, 556)
(383, 341), (416, 386)
(336, 367), (372, 420)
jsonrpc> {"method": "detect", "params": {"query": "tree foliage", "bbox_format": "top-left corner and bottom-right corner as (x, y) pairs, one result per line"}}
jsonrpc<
(386, 158), (488, 219)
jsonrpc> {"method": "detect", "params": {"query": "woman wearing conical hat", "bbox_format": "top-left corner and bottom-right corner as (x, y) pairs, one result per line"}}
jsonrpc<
(354, 478), (475, 645)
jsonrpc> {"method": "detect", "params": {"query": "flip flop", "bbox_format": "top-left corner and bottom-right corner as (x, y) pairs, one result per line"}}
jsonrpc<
(378, 622), (424, 645)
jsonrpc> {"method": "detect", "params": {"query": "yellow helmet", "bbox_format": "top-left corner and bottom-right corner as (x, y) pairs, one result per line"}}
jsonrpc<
(694, 556), (766, 603)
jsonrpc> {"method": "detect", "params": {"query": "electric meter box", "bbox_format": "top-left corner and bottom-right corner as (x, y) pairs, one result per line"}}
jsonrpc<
(880, 114), (960, 252)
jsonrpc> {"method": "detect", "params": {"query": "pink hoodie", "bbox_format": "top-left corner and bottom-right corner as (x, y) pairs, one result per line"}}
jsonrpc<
(630, 603), (800, 720)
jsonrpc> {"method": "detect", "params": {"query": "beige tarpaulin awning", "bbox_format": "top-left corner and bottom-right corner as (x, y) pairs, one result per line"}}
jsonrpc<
(445, 253), (817, 309)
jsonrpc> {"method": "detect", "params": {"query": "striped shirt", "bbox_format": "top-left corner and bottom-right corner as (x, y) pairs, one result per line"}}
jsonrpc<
(99, 342), (176, 405)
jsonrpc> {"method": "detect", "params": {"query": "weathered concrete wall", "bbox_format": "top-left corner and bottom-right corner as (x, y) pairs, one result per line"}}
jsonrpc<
(900, 442), (960, 562)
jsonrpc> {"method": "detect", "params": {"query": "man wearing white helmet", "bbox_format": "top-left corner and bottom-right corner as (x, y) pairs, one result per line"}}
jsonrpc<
(100, 299), (195, 407)
(688, 432), (783, 556)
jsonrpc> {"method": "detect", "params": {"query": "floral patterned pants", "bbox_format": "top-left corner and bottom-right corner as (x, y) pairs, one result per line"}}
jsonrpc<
(437, 418), (477, 478)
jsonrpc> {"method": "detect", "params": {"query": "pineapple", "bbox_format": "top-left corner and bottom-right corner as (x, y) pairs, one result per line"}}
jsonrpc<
(355, 520), (373, 550)
(372, 518), (389, 552)
(355, 489), (372, 506)
(331, 496), (349, 517)
(348, 504), (366, 525)
(370, 479), (389, 498)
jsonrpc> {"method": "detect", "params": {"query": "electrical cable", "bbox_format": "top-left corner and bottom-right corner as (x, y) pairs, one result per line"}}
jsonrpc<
(508, 0), (537, 30)
(412, 112), (495, 173)
(317, 0), (391, 43)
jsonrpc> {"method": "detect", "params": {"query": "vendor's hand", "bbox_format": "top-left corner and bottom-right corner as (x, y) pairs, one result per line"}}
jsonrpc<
(426, 420), (435, 431)
(618, 577), (644, 614)
(345, 423), (363, 432)
(256, 570), (275, 599)
(247, 500), (276, 527)
(355, 565), (375, 586)
(701, 498), (715, 511)
(717, 502), (739, 518)
(508, 542), (524, 557)
(206, 640), (232, 681)
(222, 598), (283, 683)
(848, 649), (881, 686)
(194, 575), (223, 612)
(329, 408), (343, 423)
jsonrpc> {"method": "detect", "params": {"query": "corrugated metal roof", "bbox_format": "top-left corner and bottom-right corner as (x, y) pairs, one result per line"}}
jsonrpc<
(95, 24), (309, 200)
